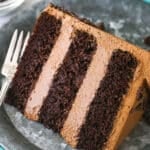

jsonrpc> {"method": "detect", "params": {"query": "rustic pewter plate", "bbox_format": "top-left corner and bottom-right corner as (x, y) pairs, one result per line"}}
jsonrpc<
(1, 0), (150, 150)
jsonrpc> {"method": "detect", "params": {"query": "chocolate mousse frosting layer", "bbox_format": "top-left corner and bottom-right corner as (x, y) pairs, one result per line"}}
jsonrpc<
(5, 12), (62, 112)
(39, 30), (97, 132)
(77, 49), (138, 150)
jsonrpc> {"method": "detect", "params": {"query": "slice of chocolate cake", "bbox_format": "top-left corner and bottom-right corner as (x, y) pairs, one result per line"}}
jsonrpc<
(4, 3), (150, 150)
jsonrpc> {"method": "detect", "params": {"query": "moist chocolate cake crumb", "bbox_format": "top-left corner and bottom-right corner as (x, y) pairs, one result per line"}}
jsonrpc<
(5, 12), (62, 112)
(77, 49), (138, 150)
(144, 36), (150, 46)
(39, 30), (97, 132)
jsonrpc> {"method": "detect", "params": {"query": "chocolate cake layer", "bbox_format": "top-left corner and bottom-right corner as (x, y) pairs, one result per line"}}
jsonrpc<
(24, 17), (73, 120)
(5, 12), (62, 112)
(77, 49), (138, 150)
(39, 30), (97, 132)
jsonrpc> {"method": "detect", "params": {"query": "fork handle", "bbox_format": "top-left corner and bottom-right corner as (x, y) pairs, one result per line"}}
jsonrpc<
(0, 79), (10, 106)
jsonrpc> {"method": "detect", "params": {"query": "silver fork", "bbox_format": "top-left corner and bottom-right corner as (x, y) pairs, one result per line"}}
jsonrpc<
(0, 29), (30, 106)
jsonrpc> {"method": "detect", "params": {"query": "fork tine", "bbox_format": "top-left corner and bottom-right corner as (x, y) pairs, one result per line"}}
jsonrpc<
(12, 30), (24, 64)
(20, 31), (30, 59)
(4, 29), (18, 64)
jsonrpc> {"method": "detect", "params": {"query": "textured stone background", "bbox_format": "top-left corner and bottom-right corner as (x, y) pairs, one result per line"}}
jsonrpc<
(0, 0), (150, 150)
